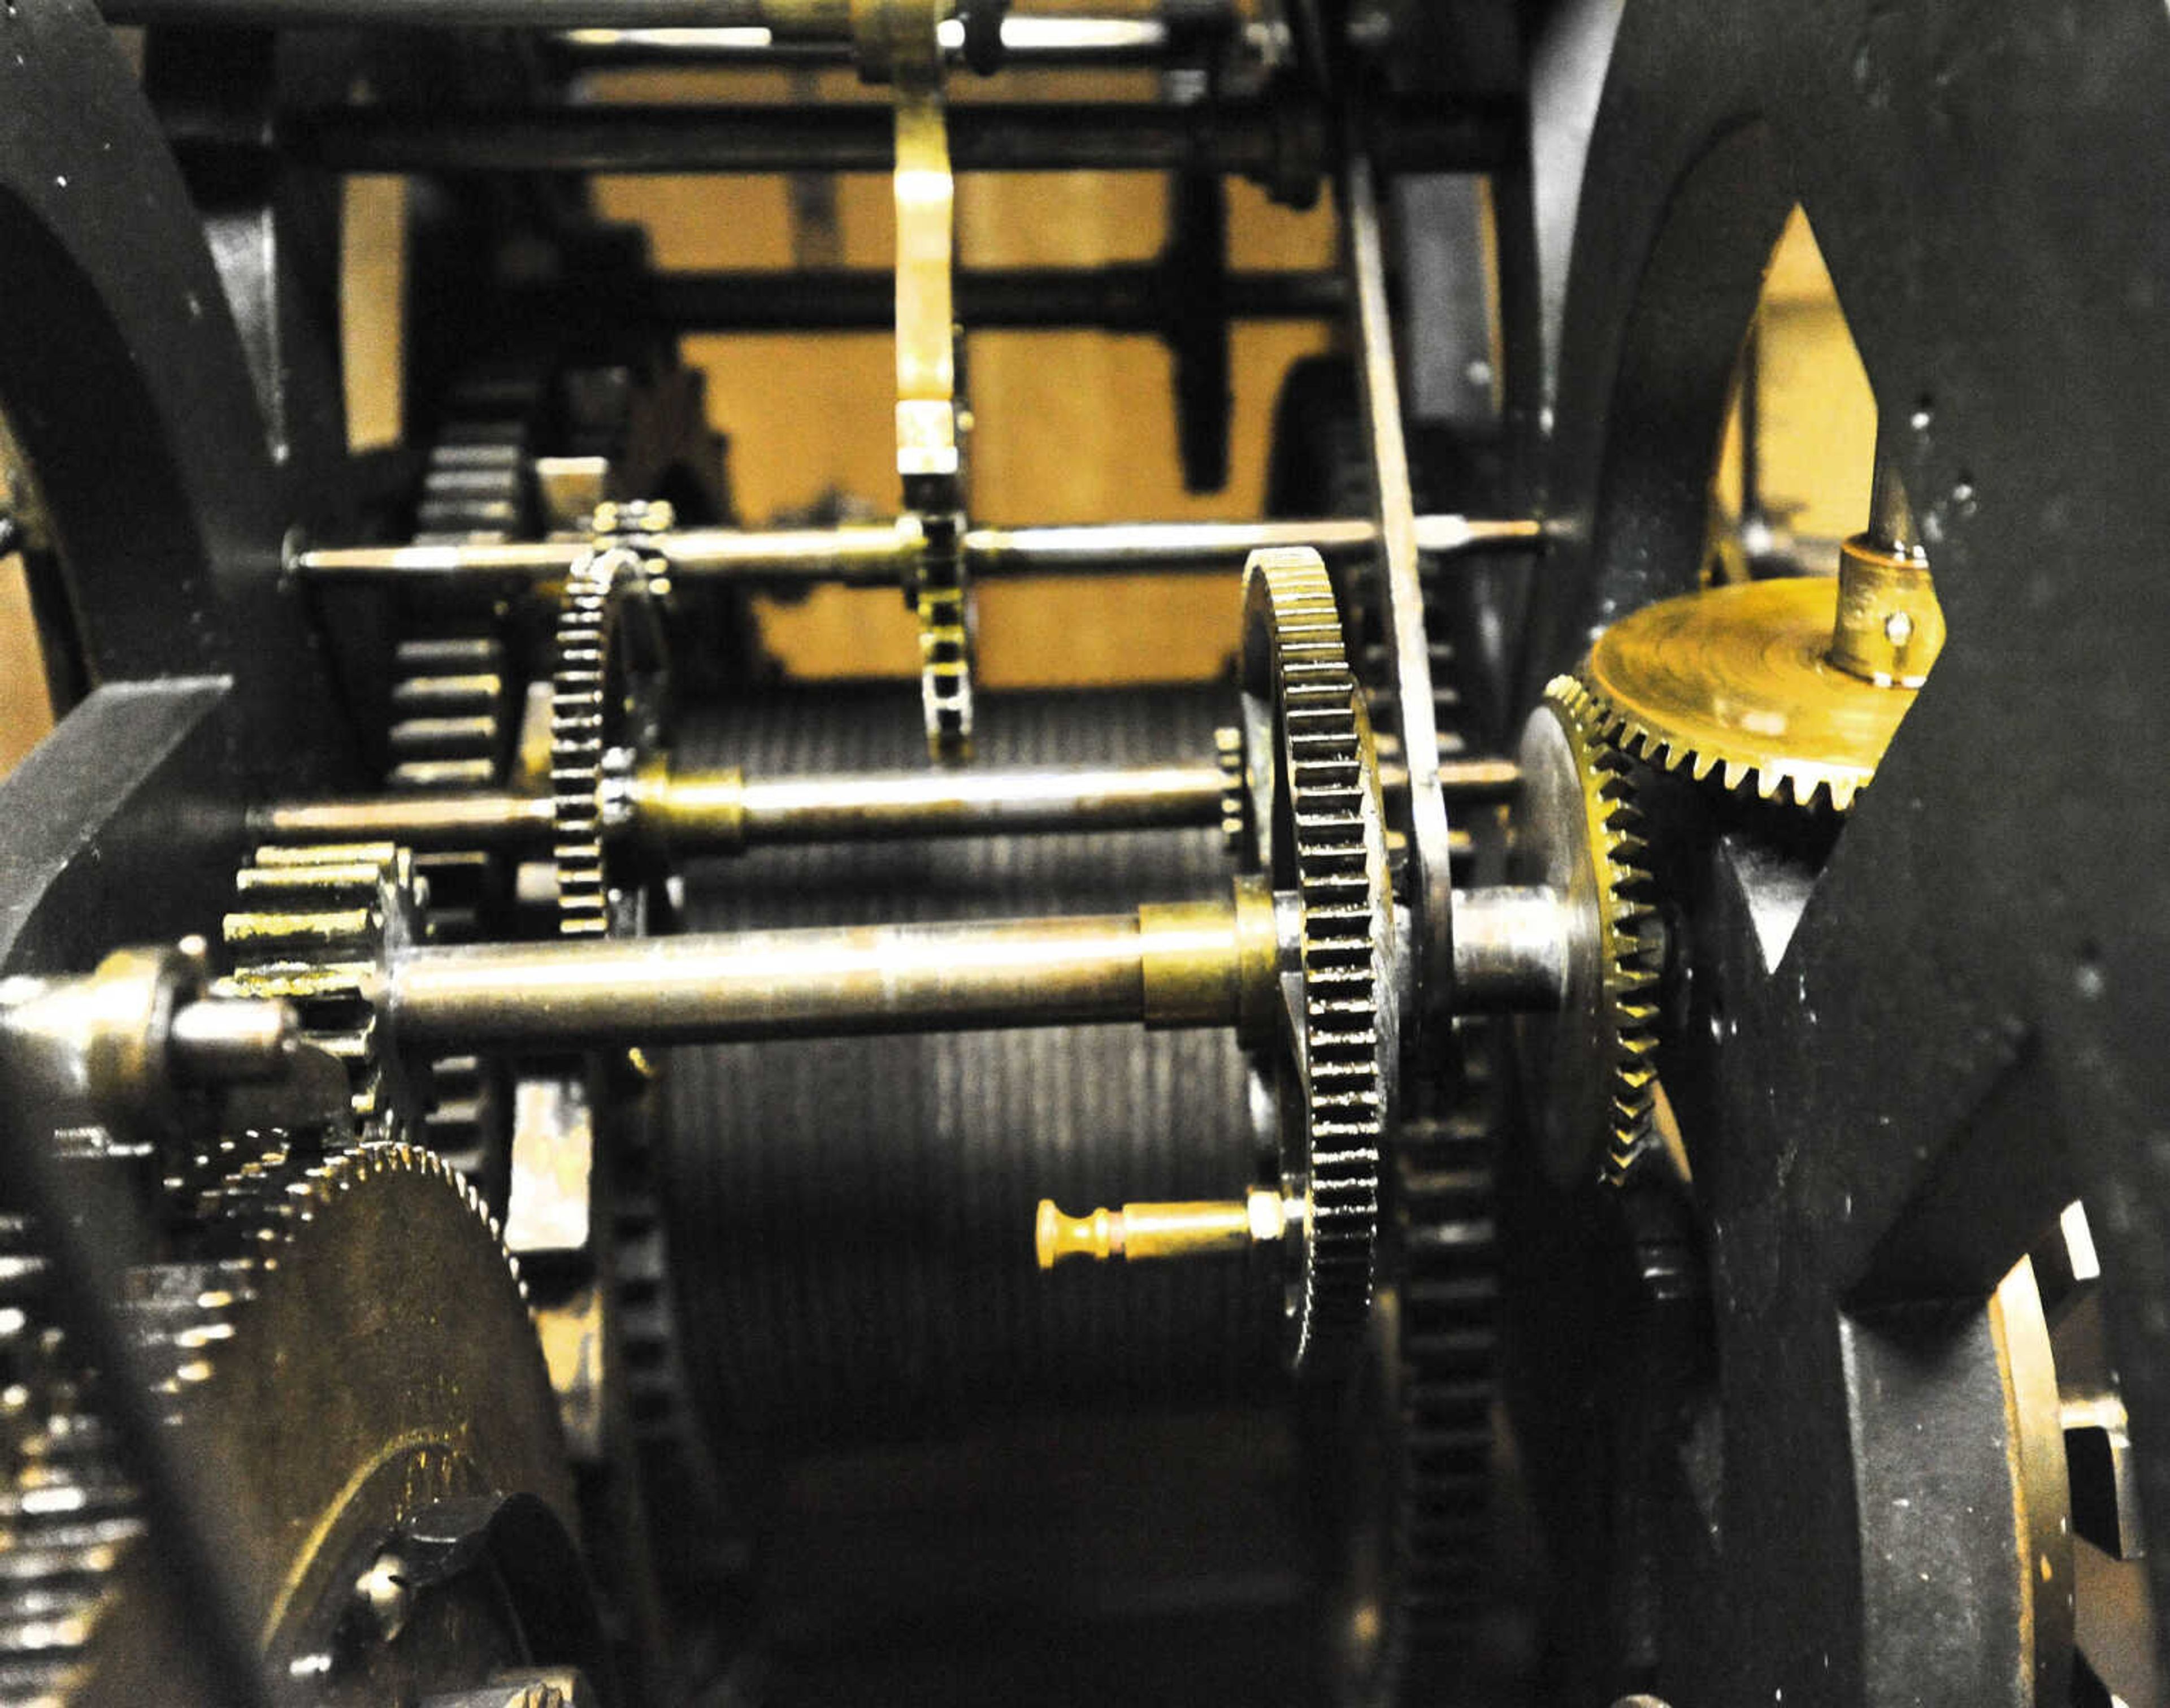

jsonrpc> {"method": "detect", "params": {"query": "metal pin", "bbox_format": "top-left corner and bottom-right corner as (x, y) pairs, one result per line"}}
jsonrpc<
(166, 997), (301, 1083)
(1035, 1189), (1283, 1267)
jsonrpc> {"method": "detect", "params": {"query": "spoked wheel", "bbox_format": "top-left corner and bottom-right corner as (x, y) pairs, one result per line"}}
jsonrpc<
(1502, 2), (2170, 1703)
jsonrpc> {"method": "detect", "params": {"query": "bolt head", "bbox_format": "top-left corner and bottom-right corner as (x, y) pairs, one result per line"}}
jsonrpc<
(354, 1551), (411, 1642)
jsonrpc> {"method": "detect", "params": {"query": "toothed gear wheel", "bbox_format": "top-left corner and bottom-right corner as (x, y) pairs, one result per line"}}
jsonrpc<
(1327, 1082), (1500, 1707)
(1510, 678), (1661, 1186)
(392, 376), (533, 839)
(218, 843), (428, 1143)
(552, 545), (669, 939)
(913, 511), (976, 764)
(0, 1215), (140, 1708)
(1240, 548), (1396, 1371)
(1577, 579), (1919, 812)
(412, 368), (541, 544)
(0, 1142), (578, 1707)
(384, 632), (513, 799)
(1330, 579), (1504, 1705)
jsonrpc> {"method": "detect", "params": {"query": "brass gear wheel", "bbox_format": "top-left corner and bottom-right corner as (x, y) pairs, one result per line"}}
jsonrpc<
(0, 1142), (577, 1707)
(1579, 578), (1920, 812)
(0, 1212), (138, 1708)
(1511, 678), (1660, 1186)
(1240, 547), (1395, 1370)
(218, 843), (428, 1143)
(912, 510), (976, 764)
(551, 544), (668, 939)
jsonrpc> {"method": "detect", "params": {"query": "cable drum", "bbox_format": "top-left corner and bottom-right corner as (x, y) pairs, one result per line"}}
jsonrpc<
(665, 682), (1278, 1451)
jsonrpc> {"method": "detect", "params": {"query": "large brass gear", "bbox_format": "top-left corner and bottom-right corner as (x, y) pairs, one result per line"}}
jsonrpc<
(1579, 577), (1921, 812)
(1239, 547), (1396, 1370)
(1510, 678), (1660, 1186)
(0, 1142), (580, 1707)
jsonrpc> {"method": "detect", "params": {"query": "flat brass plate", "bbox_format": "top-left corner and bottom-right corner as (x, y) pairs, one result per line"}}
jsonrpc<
(1584, 577), (1919, 811)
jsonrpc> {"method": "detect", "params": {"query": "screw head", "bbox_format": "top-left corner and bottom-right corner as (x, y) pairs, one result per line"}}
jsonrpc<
(353, 1551), (411, 1642)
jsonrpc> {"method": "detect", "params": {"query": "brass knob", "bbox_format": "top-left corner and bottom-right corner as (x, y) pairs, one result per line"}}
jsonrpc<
(1035, 1190), (1284, 1268)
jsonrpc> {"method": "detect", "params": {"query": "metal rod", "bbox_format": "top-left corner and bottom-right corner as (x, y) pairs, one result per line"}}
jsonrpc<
(383, 876), (1572, 1050)
(1436, 756), (1521, 801)
(286, 100), (1516, 176)
(253, 762), (1227, 851)
(257, 757), (1529, 856)
(167, 995), (302, 1082)
(731, 763), (1226, 842)
(1867, 424), (1920, 557)
(103, 0), (777, 25)
(389, 892), (1270, 1046)
(522, 264), (1345, 334)
(667, 522), (910, 581)
(991, 12), (1171, 59)
(1450, 885), (1569, 1011)
(970, 519), (1370, 575)
(559, 14), (1182, 65)
(103, 0), (1191, 50)
(290, 515), (1540, 586)
(1383, 755), (1521, 807)
(252, 791), (556, 847)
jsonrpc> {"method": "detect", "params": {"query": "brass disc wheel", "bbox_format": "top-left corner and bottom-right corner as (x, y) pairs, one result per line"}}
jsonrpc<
(1579, 578), (1920, 812)
(0, 1143), (600, 1707)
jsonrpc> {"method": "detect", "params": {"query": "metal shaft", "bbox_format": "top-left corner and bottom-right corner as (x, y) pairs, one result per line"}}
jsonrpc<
(251, 790), (557, 848)
(287, 100), (1516, 176)
(389, 884), (1276, 1048)
(106, 0), (1191, 49)
(384, 878), (1574, 1050)
(254, 754), (1531, 855)
(730, 762), (1224, 843)
(515, 264), (1344, 335)
(1451, 885), (1571, 1011)
(290, 515), (1540, 586)
(559, 14), (1191, 66)
(167, 995), (302, 1082)
(253, 760), (1230, 852)
(1382, 755), (1521, 807)
(1867, 424), (1920, 557)
(105, 0), (775, 24)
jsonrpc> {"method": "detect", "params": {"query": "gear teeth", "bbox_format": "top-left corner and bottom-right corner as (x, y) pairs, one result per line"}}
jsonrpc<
(394, 373), (536, 929)
(550, 546), (665, 940)
(1367, 1082), (1500, 1692)
(220, 844), (425, 1144)
(386, 411), (532, 1156)
(1251, 553), (1392, 1367)
(387, 636), (508, 795)
(0, 1215), (134, 1707)
(914, 579), (975, 765)
(1574, 672), (1860, 814)
(1538, 679), (1663, 1185)
(0, 1145), (532, 1703)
